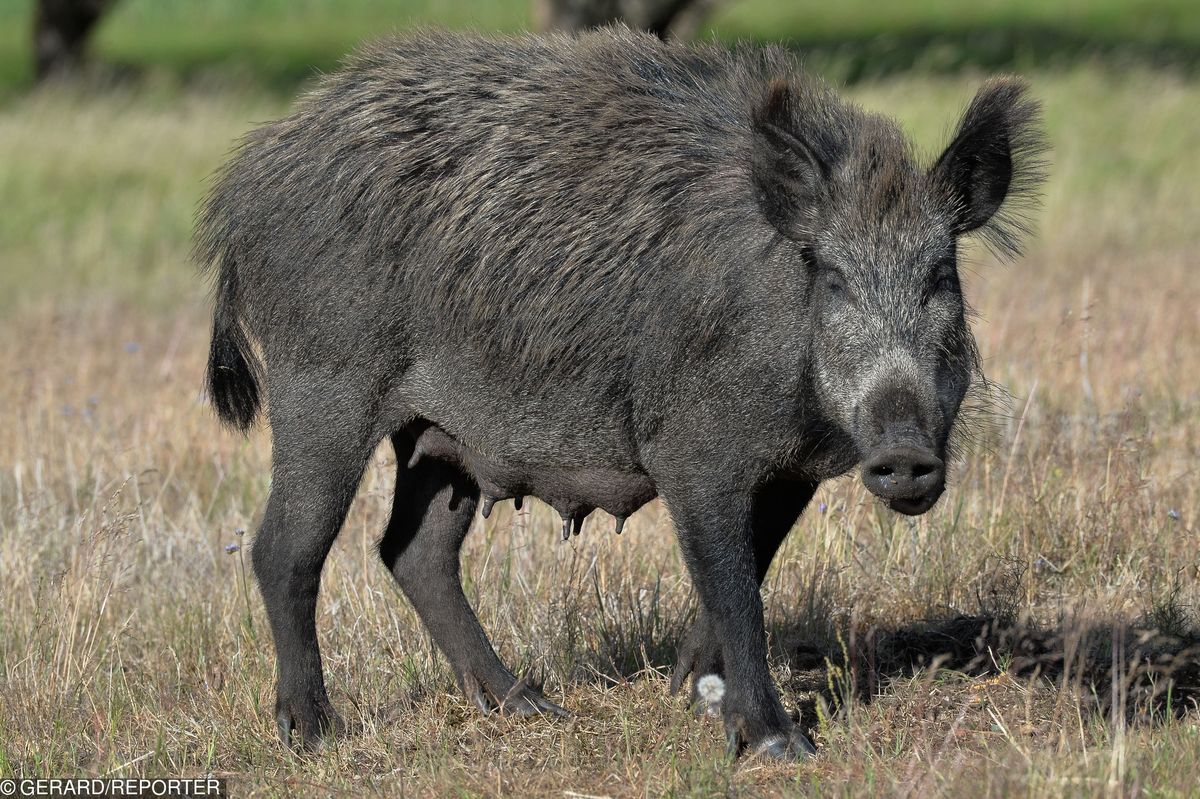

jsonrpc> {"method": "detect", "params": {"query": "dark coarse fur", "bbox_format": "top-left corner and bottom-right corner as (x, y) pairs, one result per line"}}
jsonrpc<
(196, 26), (1045, 758)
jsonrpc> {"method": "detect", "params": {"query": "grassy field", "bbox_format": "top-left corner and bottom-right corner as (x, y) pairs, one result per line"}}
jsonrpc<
(2, 1), (1199, 796)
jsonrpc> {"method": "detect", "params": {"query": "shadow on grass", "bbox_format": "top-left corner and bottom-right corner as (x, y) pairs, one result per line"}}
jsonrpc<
(579, 565), (1200, 737)
(734, 23), (1200, 83)
(5, 18), (1200, 100)
(775, 608), (1200, 729)
(0, 55), (333, 101)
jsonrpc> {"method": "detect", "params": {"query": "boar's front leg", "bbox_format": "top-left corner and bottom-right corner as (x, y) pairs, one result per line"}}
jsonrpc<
(671, 478), (818, 713)
(380, 430), (568, 718)
(657, 475), (817, 759)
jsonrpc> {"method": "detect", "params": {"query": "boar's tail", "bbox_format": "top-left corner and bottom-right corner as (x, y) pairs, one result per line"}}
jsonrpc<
(206, 262), (262, 432)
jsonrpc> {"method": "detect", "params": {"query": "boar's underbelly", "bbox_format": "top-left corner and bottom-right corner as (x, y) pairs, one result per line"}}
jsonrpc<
(405, 423), (656, 533)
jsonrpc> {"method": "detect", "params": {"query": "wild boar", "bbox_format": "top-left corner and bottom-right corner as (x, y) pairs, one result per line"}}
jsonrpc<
(196, 26), (1043, 759)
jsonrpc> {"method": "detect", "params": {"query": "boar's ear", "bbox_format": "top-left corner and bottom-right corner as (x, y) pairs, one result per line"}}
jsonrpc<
(931, 77), (1047, 257)
(752, 79), (831, 240)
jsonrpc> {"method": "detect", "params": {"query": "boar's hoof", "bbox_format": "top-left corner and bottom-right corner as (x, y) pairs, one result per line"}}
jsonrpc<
(561, 516), (572, 541)
(614, 515), (626, 534)
(480, 495), (496, 519)
(513, 495), (523, 511)
(462, 673), (570, 718)
(499, 683), (570, 718)
(275, 695), (343, 752)
(750, 729), (818, 761)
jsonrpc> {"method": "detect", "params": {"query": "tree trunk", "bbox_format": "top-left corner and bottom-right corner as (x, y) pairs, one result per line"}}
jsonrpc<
(33, 0), (117, 81)
(533, 0), (716, 39)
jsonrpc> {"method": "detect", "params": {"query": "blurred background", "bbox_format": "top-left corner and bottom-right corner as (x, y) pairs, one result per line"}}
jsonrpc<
(2, 1), (1198, 795)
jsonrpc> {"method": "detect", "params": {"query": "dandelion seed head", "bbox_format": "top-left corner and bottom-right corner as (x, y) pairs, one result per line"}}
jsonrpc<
(696, 674), (726, 705)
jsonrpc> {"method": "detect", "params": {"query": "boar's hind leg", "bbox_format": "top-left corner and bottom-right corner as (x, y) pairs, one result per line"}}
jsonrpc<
(671, 478), (818, 713)
(657, 476), (817, 760)
(253, 396), (378, 751)
(380, 429), (568, 718)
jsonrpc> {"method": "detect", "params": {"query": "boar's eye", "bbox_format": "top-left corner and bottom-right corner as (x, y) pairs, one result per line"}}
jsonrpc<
(824, 270), (854, 303)
(923, 272), (959, 305)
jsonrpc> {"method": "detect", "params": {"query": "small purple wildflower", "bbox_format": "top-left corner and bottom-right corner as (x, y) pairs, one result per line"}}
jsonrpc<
(224, 543), (241, 554)
(1034, 555), (1064, 574)
(123, 342), (141, 354)
(234, 528), (246, 536)
(818, 502), (828, 513)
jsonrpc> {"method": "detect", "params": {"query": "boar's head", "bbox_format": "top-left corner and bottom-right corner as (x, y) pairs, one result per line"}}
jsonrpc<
(752, 77), (1045, 514)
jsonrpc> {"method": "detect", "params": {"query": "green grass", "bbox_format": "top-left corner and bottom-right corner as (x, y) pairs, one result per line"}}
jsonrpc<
(0, 85), (283, 310)
(1, 1), (1199, 795)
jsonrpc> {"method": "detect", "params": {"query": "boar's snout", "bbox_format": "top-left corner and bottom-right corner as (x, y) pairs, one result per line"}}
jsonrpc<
(860, 446), (945, 515)
(854, 373), (948, 515)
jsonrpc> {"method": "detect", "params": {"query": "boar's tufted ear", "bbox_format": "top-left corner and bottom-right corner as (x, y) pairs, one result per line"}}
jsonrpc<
(752, 79), (831, 240)
(931, 77), (1047, 257)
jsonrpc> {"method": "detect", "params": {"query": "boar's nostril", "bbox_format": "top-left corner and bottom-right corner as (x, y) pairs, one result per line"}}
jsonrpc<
(861, 447), (944, 501)
(912, 462), (936, 479)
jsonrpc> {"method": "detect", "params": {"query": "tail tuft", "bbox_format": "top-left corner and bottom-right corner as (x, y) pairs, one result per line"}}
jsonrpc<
(205, 266), (262, 432)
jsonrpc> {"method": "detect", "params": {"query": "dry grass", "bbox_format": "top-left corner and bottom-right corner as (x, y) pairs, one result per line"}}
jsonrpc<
(2, 65), (1199, 796)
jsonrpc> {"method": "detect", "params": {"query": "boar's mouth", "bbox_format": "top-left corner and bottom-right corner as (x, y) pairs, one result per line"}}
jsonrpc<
(882, 491), (943, 516)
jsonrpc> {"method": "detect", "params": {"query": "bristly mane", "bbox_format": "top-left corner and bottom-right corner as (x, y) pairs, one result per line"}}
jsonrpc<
(195, 28), (1043, 392)
(194, 27), (875, 383)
